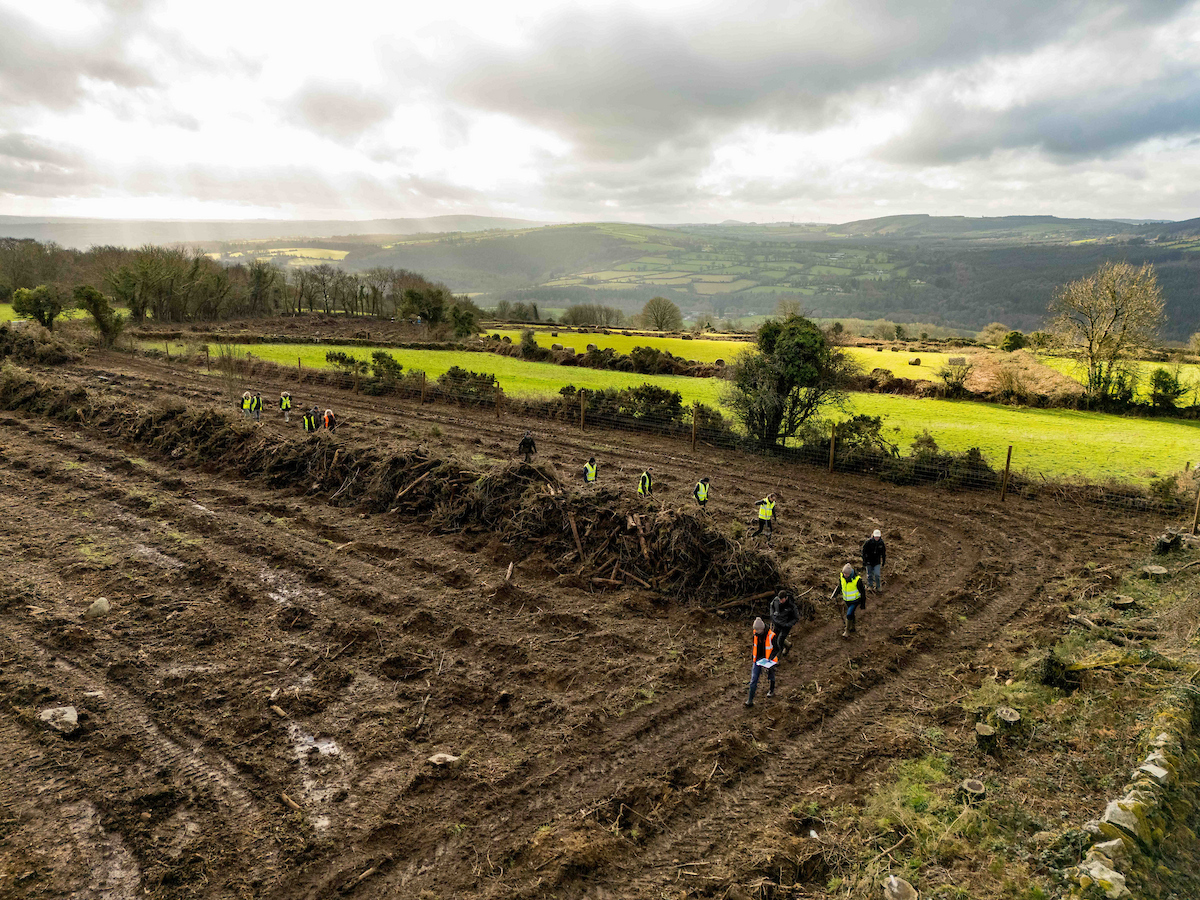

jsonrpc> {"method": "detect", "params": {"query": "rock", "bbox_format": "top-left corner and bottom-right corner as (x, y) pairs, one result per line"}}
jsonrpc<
(883, 874), (918, 900)
(1140, 565), (1169, 581)
(1137, 763), (1166, 787)
(1090, 838), (1132, 864)
(1076, 858), (1131, 899)
(1182, 533), (1200, 548)
(84, 597), (110, 620)
(427, 752), (460, 766)
(1100, 798), (1151, 846)
(39, 706), (78, 734)
(1153, 532), (1182, 555)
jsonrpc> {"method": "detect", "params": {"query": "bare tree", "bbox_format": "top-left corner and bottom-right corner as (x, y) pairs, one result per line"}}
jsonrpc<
(642, 296), (683, 332)
(1049, 261), (1164, 400)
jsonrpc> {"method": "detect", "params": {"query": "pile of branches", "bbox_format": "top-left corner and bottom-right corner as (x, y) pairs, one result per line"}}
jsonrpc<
(0, 368), (785, 605)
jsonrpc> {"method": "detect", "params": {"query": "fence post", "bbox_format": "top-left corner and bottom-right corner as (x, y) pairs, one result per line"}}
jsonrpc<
(495, 382), (502, 420)
(692, 403), (698, 451)
(580, 391), (586, 431)
(165, 341), (169, 358)
(1000, 445), (1013, 502)
(205, 349), (210, 371)
(1191, 486), (1200, 536)
(298, 356), (302, 377)
(828, 424), (836, 473)
(419, 371), (426, 405)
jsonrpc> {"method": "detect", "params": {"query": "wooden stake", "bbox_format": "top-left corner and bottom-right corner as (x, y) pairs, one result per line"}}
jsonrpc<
(568, 512), (584, 560)
(828, 424), (836, 473)
(1000, 444), (1013, 502)
(692, 403), (698, 451)
(165, 340), (169, 358)
(205, 349), (210, 371)
(419, 371), (426, 404)
(298, 356), (302, 377)
(1191, 485), (1200, 536)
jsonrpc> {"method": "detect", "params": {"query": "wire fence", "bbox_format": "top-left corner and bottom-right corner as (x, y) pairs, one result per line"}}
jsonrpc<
(170, 348), (1200, 519)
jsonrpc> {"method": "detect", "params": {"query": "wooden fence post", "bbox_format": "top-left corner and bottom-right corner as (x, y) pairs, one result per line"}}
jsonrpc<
(165, 341), (169, 358)
(419, 371), (426, 405)
(828, 424), (836, 473)
(692, 403), (698, 451)
(495, 382), (502, 420)
(1000, 445), (1013, 502)
(1191, 486), (1200, 536)
(580, 391), (586, 431)
(205, 349), (210, 371)
(298, 356), (302, 377)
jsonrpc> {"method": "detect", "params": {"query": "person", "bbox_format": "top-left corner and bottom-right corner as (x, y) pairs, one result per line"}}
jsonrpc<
(250, 391), (262, 423)
(831, 563), (866, 638)
(769, 589), (801, 657)
(280, 391), (292, 423)
(323, 408), (337, 432)
(745, 617), (778, 707)
(303, 407), (319, 433)
(753, 493), (778, 538)
(240, 391), (252, 419)
(518, 431), (537, 463)
(637, 467), (653, 498)
(693, 477), (710, 511)
(583, 456), (597, 483)
(862, 528), (887, 593)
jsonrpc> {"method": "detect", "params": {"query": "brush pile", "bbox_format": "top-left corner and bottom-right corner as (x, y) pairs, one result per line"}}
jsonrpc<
(0, 367), (786, 605)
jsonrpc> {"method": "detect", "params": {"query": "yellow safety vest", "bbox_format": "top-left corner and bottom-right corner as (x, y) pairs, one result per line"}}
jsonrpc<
(584, 462), (597, 482)
(840, 574), (862, 603)
(638, 472), (651, 496)
(281, 395), (292, 410)
(758, 498), (775, 520)
(695, 482), (709, 502)
(241, 395), (252, 410)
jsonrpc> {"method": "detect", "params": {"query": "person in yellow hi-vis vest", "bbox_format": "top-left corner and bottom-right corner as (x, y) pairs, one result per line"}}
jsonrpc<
(692, 477), (710, 512)
(753, 493), (777, 538)
(583, 457), (597, 483)
(240, 391), (252, 419)
(279, 391), (293, 423)
(637, 467), (653, 497)
(831, 563), (866, 638)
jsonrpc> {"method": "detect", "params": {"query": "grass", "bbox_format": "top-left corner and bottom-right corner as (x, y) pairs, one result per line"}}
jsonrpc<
(1041, 355), (1200, 403)
(161, 340), (1200, 483)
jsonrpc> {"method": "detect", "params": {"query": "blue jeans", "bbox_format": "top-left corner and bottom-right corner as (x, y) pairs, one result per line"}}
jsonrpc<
(844, 600), (862, 631)
(747, 662), (775, 703)
(867, 564), (882, 590)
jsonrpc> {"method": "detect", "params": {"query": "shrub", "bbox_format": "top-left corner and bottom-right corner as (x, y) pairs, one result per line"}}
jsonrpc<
(1000, 330), (1027, 352)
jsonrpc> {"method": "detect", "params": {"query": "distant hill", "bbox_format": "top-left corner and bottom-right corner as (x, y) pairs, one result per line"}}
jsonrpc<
(0, 215), (544, 249)
(832, 214), (1138, 240)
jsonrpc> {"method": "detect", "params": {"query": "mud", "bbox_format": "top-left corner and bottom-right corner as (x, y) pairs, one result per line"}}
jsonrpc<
(0, 351), (1164, 899)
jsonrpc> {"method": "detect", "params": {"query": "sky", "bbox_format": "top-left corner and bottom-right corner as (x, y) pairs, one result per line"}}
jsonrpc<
(2, 0), (1200, 224)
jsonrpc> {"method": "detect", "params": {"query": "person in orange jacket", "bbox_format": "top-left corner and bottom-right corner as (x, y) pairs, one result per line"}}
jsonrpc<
(745, 617), (779, 707)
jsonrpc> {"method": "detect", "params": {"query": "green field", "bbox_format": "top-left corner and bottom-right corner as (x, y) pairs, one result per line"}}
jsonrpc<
(845, 347), (967, 381)
(0, 303), (93, 324)
(179, 340), (1199, 483)
(1041, 356), (1200, 402)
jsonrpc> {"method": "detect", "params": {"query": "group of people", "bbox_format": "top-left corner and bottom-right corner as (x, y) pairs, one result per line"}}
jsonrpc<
(515, 431), (891, 706)
(240, 391), (336, 433)
(746, 528), (887, 706)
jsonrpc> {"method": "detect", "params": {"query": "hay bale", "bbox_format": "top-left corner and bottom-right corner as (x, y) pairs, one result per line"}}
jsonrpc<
(564, 347), (575, 356)
(587, 343), (597, 351)
(551, 343), (563, 351)
(908, 357), (921, 366)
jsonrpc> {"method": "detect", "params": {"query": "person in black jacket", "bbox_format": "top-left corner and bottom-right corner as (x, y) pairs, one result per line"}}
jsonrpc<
(862, 528), (886, 593)
(769, 589), (800, 657)
(518, 431), (537, 463)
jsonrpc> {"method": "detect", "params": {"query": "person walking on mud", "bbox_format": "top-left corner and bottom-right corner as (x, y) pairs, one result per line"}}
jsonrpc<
(303, 407), (319, 433)
(745, 616), (778, 707)
(862, 528), (886, 594)
(832, 563), (866, 638)
(693, 477), (710, 512)
(637, 467), (654, 498)
(279, 391), (292, 423)
(583, 456), (597, 483)
(753, 493), (778, 540)
(518, 431), (537, 463)
(250, 391), (263, 423)
(769, 589), (801, 657)
(240, 391), (253, 419)
(323, 408), (337, 432)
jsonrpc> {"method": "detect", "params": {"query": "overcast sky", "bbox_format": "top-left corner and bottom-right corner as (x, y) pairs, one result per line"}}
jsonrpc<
(2, 0), (1199, 224)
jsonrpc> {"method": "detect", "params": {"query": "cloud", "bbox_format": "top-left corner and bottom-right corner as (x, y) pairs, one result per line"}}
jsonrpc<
(285, 84), (393, 142)
(0, 132), (107, 196)
(446, 0), (1194, 164)
(0, 6), (156, 114)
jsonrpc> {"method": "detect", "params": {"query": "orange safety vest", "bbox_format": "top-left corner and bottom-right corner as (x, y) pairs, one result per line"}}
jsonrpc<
(324, 411), (335, 429)
(752, 629), (776, 664)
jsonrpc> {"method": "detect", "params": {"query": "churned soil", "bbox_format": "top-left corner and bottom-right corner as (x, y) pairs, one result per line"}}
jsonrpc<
(0, 350), (1161, 900)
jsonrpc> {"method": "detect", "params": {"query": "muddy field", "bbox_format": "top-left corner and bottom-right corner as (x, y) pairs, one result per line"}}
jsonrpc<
(0, 350), (1165, 899)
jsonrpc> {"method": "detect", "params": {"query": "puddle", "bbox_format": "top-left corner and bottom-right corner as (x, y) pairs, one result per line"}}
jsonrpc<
(286, 723), (352, 833)
(63, 800), (142, 897)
